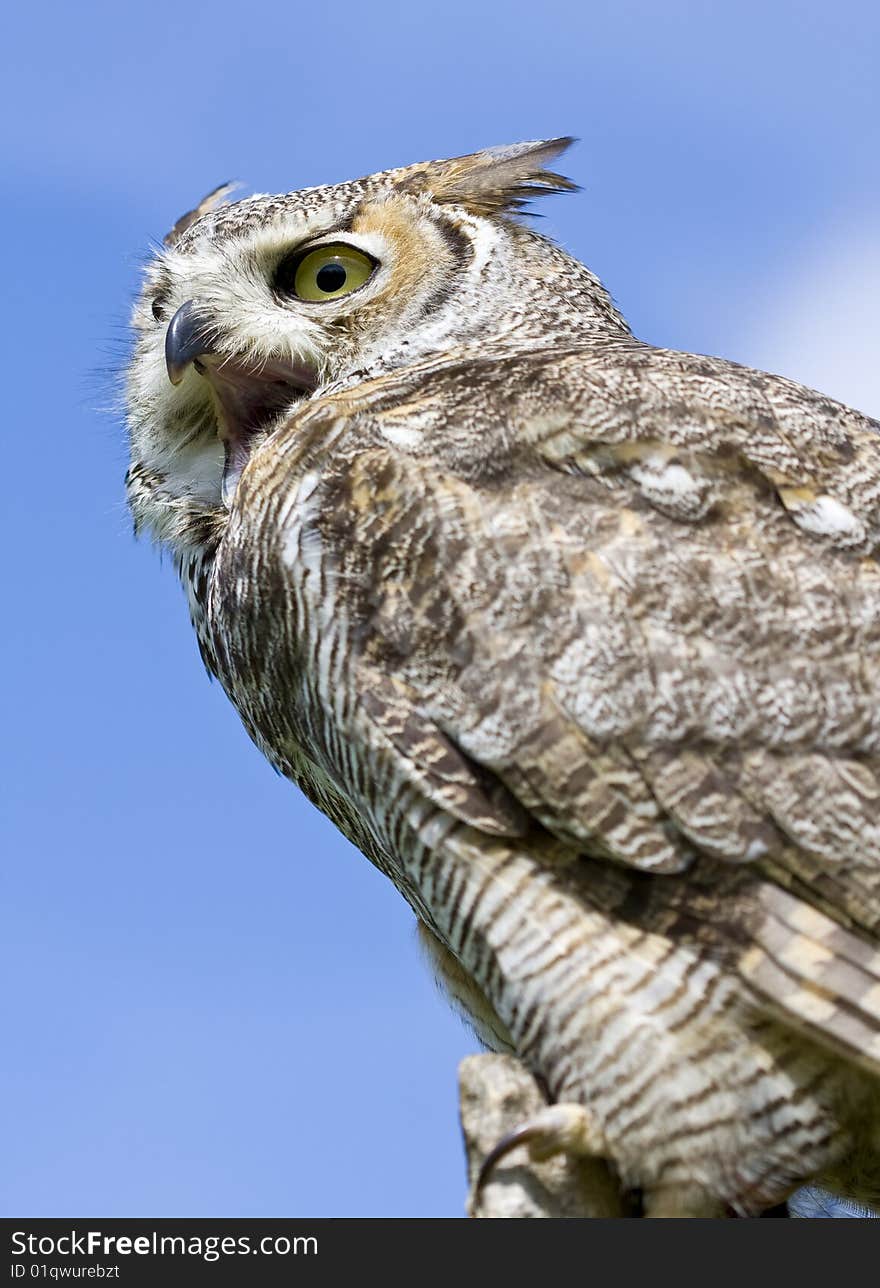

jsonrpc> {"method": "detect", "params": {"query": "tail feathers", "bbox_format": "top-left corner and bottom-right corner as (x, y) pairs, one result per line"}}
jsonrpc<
(788, 1187), (879, 1218)
(739, 886), (880, 1076)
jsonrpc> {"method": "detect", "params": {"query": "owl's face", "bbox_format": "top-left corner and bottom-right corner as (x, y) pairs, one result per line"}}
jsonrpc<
(125, 140), (627, 555)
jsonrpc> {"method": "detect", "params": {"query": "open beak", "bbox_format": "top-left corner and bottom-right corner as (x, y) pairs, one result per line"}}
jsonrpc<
(164, 300), (319, 505)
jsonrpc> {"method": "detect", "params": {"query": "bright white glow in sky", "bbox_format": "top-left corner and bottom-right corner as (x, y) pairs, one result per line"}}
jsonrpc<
(740, 227), (880, 417)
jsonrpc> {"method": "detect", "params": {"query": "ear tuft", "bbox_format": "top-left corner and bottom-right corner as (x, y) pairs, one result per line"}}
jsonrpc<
(394, 138), (578, 217)
(164, 181), (238, 247)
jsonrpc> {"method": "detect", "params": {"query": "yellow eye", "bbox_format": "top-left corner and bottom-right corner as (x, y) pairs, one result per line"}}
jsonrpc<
(275, 243), (376, 302)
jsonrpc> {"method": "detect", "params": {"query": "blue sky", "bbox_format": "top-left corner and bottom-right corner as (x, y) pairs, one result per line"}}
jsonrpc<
(2, 1), (878, 1217)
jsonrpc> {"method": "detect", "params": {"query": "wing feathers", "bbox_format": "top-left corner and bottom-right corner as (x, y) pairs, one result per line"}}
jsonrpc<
(741, 886), (880, 1074)
(313, 344), (880, 1077)
(360, 678), (529, 838)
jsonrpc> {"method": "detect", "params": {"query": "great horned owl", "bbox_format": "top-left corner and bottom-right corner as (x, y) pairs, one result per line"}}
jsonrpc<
(125, 140), (880, 1217)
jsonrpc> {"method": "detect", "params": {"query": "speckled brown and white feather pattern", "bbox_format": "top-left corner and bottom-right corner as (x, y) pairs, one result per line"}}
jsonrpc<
(125, 140), (880, 1215)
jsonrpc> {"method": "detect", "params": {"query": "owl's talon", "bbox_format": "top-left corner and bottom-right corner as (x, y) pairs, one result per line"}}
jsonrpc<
(475, 1102), (606, 1197)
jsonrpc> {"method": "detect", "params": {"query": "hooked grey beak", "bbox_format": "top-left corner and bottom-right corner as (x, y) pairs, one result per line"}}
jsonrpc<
(165, 300), (216, 385)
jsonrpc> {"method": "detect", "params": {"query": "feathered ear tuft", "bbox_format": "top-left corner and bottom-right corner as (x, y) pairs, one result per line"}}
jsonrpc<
(394, 138), (578, 217)
(163, 181), (238, 247)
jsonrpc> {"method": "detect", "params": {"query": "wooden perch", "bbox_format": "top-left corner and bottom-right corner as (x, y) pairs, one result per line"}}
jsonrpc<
(458, 1053), (627, 1218)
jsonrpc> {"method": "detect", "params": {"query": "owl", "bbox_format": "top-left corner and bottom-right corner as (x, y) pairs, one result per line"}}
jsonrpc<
(125, 139), (880, 1217)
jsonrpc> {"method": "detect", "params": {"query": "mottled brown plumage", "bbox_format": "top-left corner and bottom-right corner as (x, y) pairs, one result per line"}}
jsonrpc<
(125, 140), (880, 1215)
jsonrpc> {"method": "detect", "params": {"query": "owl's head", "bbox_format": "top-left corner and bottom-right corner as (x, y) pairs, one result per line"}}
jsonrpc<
(125, 139), (627, 556)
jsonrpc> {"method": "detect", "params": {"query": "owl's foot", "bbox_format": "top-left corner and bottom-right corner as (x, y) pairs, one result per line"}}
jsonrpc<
(474, 1102), (607, 1200)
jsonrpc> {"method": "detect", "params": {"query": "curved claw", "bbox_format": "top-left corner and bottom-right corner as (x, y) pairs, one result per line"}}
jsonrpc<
(475, 1123), (548, 1197)
(474, 1102), (607, 1198)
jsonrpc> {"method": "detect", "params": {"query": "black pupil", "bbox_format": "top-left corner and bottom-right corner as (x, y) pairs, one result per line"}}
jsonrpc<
(315, 262), (347, 293)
